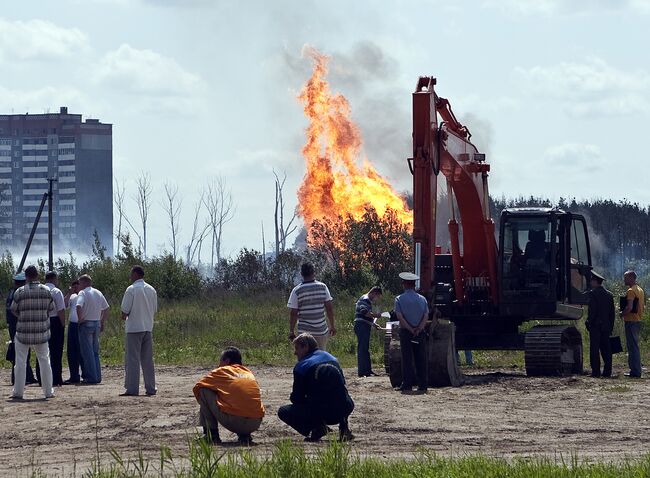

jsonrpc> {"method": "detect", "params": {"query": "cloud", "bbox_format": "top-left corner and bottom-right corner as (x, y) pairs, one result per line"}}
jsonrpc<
(0, 18), (88, 62)
(231, 148), (302, 178)
(483, 0), (650, 16)
(141, 0), (215, 7)
(515, 57), (650, 117)
(94, 44), (205, 98)
(0, 85), (90, 114)
(544, 143), (603, 171)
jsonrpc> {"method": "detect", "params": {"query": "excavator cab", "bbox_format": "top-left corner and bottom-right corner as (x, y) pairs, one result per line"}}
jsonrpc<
(498, 208), (592, 318)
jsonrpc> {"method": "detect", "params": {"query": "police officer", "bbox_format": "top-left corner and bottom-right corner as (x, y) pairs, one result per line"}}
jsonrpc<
(586, 270), (615, 378)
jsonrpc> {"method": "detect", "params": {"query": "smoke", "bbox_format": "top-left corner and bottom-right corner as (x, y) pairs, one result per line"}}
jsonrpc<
(459, 112), (494, 158)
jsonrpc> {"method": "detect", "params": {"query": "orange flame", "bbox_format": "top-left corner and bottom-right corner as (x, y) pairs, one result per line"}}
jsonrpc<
(297, 47), (412, 230)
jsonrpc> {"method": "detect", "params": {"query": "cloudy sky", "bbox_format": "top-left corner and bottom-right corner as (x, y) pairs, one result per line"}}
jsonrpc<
(5, 0), (650, 258)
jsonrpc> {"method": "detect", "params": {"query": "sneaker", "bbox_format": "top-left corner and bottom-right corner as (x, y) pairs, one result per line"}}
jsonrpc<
(624, 372), (642, 378)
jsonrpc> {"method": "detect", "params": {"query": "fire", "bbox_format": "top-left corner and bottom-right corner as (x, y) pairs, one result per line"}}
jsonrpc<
(296, 47), (412, 231)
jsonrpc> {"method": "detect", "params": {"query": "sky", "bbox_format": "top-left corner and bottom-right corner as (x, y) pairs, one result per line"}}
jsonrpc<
(5, 0), (650, 260)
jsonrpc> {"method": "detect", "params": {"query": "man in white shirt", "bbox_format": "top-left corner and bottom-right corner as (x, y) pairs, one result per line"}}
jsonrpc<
(76, 274), (109, 384)
(64, 280), (82, 384)
(120, 265), (158, 396)
(42, 271), (66, 387)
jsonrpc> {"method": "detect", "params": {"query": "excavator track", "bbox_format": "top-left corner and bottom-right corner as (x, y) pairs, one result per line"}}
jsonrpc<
(524, 325), (583, 376)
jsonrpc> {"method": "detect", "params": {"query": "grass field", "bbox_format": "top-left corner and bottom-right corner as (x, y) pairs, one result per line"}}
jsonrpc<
(2, 289), (648, 371)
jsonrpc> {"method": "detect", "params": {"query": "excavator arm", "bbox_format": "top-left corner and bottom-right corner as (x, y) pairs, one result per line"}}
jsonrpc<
(410, 77), (498, 306)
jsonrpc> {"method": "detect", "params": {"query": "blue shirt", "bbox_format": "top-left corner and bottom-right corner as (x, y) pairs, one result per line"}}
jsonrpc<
(294, 350), (338, 376)
(395, 289), (428, 327)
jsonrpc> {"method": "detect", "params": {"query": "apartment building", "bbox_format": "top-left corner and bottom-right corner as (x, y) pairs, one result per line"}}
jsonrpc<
(0, 107), (113, 256)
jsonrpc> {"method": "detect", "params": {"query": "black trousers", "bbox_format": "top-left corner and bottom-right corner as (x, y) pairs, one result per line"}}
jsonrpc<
(589, 328), (612, 376)
(37, 318), (65, 386)
(278, 403), (350, 437)
(67, 322), (82, 382)
(6, 316), (35, 385)
(399, 328), (428, 389)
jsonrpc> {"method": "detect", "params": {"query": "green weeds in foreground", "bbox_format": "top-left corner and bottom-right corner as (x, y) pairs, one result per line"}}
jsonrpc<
(23, 440), (650, 477)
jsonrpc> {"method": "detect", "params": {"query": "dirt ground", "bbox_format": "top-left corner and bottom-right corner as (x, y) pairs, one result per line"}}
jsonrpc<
(2, 363), (650, 476)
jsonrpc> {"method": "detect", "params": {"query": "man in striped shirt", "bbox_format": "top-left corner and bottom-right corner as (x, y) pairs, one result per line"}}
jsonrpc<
(10, 265), (56, 399)
(287, 263), (336, 351)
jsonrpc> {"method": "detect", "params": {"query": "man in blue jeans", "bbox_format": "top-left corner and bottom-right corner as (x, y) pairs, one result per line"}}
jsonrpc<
(622, 270), (644, 378)
(76, 275), (109, 384)
(354, 286), (382, 377)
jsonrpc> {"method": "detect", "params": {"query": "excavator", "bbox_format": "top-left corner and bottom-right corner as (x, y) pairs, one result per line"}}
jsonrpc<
(385, 77), (592, 387)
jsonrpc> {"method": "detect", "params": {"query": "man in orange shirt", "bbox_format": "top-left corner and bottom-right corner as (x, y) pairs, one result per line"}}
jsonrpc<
(193, 347), (265, 445)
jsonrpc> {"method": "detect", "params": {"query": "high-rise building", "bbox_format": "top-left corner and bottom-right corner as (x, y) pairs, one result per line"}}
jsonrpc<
(0, 107), (113, 256)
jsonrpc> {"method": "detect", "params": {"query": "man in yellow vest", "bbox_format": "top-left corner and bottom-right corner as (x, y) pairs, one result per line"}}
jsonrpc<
(621, 270), (645, 378)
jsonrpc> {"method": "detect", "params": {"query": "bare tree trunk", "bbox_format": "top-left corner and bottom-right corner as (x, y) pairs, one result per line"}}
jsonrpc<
(273, 170), (298, 255)
(274, 179), (280, 257)
(161, 182), (182, 258)
(114, 179), (142, 256)
(113, 179), (126, 253)
(203, 176), (235, 270)
(261, 221), (267, 275)
(185, 192), (211, 265)
(135, 172), (152, 258)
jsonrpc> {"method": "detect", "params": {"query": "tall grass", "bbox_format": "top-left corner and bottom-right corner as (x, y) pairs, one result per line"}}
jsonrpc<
(26, 440), (650, 477)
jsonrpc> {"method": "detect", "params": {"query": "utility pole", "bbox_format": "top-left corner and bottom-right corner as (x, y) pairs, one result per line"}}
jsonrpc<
(48, 177), (57, 271)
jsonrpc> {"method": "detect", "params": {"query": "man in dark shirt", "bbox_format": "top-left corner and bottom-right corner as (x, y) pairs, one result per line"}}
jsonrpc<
(586, 270), (615, 378)
(278, 333), (354, 442)
(354, 286), (382, 377)
(5, 272), (36, 386)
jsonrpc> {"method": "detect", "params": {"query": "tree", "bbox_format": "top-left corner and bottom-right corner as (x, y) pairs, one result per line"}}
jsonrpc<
(273, 170), (298, 257)
(114, 178), (142, 253)
(307, 206), (412, 293)
(134, 172), (152, 258)
(203, 177), (235, 270)
(161, 182), (182, 259)
(185, 192), (211, 265)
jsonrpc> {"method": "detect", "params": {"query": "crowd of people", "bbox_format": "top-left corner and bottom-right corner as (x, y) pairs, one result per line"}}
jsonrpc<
(6, 264), (158, 399)
(5, 260), (647, 445)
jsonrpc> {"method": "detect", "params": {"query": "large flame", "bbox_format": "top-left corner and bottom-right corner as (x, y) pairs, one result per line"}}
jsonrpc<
(296, 47), (412, 230)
